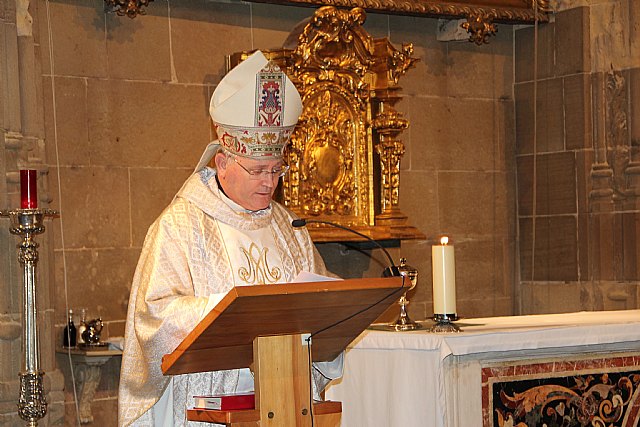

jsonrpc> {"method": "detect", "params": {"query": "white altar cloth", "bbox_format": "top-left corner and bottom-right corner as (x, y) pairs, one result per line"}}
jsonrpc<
(325, 310), (640, 427)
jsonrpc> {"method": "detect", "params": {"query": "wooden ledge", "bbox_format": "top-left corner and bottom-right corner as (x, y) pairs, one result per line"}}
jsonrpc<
(187, 400), (342, 424)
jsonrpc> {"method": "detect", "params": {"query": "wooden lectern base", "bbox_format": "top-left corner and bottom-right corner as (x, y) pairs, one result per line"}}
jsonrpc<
(185, 334), (342, 426)
(186, 400), (342, 426)
(163, 278), (404, 426)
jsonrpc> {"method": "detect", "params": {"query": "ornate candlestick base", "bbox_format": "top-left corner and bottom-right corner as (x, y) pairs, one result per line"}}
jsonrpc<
(1, 208), (58, 426)
(18, 371), (47, 426)
(429, 313), (461, 333)
(388, 295), (422, 331)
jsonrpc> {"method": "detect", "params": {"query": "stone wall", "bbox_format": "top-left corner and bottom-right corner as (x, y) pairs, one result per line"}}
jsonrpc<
(515, 0), (640, 313)
(1, 0), (519, 425)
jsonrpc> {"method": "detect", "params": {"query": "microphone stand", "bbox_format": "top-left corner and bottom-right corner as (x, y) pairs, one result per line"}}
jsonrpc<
(292, 219), (421, 331)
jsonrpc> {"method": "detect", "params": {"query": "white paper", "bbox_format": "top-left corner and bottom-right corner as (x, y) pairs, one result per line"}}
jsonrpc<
(291, 271), (341, 283)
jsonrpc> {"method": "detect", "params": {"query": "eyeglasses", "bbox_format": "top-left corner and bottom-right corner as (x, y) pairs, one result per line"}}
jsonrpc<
(231, 155), (290, 180)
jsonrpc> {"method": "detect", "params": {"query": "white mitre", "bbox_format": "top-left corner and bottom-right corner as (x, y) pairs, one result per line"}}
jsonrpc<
(194, 50), (302, 171)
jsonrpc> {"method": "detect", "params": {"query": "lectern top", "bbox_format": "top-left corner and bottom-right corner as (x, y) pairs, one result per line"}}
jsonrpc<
(161, 276), (404, 375)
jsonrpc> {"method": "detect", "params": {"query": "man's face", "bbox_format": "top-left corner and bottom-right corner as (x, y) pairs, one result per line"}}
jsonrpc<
(215, 152), (284, 211)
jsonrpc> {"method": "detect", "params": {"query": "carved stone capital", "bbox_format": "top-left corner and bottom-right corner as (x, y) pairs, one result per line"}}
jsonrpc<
(0, 315), (21, 341)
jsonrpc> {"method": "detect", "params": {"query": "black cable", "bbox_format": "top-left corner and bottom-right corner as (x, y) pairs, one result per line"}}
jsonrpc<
(304, 275), (407, 424)
(291, 219), (401, 277)
(310, 275), (406, 340)
(292, 219), (395, 266)
(307, 336), (315, 427)
(293, 218), (407, 423)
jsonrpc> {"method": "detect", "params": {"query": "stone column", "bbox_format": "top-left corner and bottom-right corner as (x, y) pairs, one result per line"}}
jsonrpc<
(516, 0), (640, 313)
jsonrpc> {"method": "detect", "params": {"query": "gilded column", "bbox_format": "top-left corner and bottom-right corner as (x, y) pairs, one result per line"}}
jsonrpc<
(372, 94), (408, 224)
(371, 41), (417, 226)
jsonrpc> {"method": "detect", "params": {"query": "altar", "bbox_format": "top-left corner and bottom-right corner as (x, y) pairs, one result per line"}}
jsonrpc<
(325, 310), (640, 427)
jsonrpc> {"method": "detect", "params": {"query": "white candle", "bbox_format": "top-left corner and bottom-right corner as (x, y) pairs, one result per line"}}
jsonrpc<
(431, 236), (456, 315)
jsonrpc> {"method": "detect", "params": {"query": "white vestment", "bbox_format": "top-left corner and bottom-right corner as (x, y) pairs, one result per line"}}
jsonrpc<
(118, 167), (341, 426)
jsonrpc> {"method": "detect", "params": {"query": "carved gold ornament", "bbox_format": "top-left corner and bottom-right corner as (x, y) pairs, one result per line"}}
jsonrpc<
(104, 0), (154, 18)
(535, 0), (553, 13)
(462, 13), (498, 45)
(244, 0), (551, 24)
(229, 6), (424, 242)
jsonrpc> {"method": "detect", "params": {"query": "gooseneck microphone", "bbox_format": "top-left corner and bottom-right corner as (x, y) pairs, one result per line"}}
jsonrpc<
(293, 218), (406, 425)
(291, 218), (401, 277)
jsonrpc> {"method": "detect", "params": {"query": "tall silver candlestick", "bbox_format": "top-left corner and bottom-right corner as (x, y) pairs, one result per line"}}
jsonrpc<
(1, 208), (57, 426)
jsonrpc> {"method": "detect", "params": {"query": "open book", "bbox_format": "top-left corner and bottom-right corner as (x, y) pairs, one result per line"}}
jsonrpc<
(193, 392), (255, 410)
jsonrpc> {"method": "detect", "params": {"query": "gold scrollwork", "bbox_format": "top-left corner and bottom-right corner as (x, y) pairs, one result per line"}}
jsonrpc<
(103, 0), (154, 18)
(243, 0), (550, 25)
(287, 7), (376, 225)
(376, 139), (405, 213)
(230, 6), (425, 241)
(292, 88), (361, 217)
(286, 6), (421, 237)
(293, 7), (374, 94)
(535, 0), (553, 14)
(462, 12), (498, 46)
(389, 43), (419, 85)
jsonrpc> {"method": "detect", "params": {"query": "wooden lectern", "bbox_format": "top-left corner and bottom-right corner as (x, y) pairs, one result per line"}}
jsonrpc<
(161, 276), (405, 426)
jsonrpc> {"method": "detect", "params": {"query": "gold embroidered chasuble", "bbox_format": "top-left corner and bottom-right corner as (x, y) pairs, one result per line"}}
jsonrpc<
(118, 168), (330, 426)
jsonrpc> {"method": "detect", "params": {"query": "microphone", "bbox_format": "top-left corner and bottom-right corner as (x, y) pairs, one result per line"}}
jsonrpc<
(291, 218), (401, 277)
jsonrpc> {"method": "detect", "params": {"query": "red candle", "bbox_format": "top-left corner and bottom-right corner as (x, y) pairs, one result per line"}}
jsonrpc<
(20, 169), (38, 209)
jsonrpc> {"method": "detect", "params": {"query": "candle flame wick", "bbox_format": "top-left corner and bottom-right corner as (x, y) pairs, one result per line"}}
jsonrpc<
(440, 236), (449, 245)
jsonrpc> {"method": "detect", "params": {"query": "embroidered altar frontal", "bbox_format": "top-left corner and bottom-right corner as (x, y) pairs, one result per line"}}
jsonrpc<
(484, 355), (640, 427)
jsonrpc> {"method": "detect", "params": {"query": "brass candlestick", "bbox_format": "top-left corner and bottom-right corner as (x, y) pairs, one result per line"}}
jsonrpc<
(1, 208), (57, 426)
